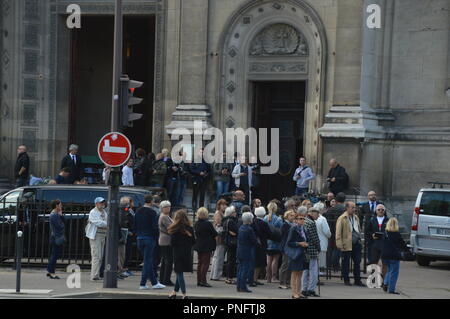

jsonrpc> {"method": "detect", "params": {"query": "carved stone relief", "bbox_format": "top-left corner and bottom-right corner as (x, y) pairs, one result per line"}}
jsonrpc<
(249, 23), (308, 56)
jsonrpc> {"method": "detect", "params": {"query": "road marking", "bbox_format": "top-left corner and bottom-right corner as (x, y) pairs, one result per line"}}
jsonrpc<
(0, 289), (52, 294)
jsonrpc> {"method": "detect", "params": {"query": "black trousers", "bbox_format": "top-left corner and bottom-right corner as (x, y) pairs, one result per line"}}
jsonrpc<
(192, 182), (207, 209)
(226, 245), (237, 279)
(159, 245), (173, 285)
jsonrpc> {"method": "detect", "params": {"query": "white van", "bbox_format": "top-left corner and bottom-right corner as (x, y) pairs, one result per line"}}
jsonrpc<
(410, 187), (450, 266)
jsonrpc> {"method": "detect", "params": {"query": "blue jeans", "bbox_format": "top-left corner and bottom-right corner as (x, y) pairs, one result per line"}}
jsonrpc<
(383, 259), (400, 293)
(237, 259), (253, 291)
(167, 178), (178, 204)
(176, 179), (186, 206)
(295, 187), (309, 196)
(216, 180), (230, 201)
(341, 242), (362, 282)
(137, 237), (157, 286)
(47, 240), (61, 274)
(174, 272), (186, 294)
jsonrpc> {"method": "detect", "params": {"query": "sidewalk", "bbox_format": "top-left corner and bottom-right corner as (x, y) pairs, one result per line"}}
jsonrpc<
(1, 261), (448, 299)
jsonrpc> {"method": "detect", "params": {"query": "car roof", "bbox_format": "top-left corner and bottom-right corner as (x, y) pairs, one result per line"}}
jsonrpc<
(419, 188), (450, 193)
(14, 185), (155, 193)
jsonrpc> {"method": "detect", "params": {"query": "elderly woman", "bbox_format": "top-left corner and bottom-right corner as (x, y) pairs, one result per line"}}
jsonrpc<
(236, 212), (257, 293)
(158, 200), (174, 286)
(210, 199), (228, 281)
(222, 206), (239, 284)
(193, 207), (218, 287)
(278, 210), (297, 289)
(286, 211), (309, 299)
(252, 207), (272, 286)
(313, 202), (331, 274)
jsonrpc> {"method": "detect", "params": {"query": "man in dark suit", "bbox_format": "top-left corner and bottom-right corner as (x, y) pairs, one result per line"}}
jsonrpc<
(61, 144), (83, 184)
(189, 149), (211, 210)
(325, 192), (346, 270)
(361, 191), (384, 263)
(326, 159), (348, 195)
(15, 145), (30, 187)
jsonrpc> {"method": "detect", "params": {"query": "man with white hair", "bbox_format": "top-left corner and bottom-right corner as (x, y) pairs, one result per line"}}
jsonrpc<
(236, 212), (257, 293)
(223, 206), (239, 284)
(61, 144), (83, 184)
(251, 207), (272, 286)
(314, 203), (331, 275)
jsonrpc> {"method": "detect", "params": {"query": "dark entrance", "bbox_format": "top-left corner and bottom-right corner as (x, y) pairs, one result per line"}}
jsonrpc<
(252, 81), (306, 202)
(69, 16), (155, 158)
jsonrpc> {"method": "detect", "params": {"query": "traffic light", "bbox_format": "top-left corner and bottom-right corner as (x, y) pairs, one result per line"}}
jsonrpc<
(119, 75), (144, 128)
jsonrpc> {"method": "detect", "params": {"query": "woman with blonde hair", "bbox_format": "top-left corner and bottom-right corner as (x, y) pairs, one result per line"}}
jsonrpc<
(168, 210), (195, 299)
(263, 202), (283, 283)
(381, 217), (408, 294)
(193, 207), (218, 287)
(301, 199), (312, 210)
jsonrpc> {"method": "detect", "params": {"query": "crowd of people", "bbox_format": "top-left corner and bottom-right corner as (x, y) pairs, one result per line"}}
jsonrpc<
(13, 143), (409, 298)
(45, 188), (409, 298)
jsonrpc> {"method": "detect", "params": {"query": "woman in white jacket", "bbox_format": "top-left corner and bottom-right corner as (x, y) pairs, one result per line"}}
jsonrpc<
(85, 197), (108, 281)
(313, 202), (331, 274)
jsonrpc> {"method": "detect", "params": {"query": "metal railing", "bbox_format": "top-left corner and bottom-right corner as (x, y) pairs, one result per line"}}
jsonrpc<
(0, 198), (143, 268)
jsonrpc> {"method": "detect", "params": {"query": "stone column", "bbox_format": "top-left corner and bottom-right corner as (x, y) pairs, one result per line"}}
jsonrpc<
(166, 0), (214, 141)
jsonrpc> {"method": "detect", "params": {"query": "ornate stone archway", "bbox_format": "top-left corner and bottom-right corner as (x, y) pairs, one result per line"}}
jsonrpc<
(218, 0), (327, 186)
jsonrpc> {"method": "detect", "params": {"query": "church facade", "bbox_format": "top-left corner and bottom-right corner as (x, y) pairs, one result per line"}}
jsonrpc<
(1, 0), (449, 224)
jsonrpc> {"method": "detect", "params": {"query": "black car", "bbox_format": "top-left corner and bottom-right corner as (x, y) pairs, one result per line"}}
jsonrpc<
(0, 185), (166, 266)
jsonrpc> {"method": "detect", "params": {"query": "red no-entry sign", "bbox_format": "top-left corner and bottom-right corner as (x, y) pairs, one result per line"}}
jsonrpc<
(97, 132), (132, 167)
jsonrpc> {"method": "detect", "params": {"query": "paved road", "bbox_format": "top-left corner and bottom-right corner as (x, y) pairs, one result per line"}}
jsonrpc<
(0, 261), (448, 299)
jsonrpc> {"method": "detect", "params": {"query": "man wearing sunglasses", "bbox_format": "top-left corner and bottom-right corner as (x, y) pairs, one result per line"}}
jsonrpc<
(366, 204), (389, 279)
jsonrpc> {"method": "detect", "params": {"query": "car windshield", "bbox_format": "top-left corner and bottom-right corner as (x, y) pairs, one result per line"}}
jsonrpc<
(420, 192), (450, 217)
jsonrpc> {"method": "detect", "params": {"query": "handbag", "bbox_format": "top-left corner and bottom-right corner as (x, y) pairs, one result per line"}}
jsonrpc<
(284, 245), (303, 261)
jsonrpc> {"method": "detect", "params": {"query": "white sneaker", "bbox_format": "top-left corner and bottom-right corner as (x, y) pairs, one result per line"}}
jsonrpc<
(152, 283), (166, 289)
(139, 285), (150, 290)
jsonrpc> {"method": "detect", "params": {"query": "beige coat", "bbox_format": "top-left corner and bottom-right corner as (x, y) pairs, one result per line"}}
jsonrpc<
(335, 211), (360, 252)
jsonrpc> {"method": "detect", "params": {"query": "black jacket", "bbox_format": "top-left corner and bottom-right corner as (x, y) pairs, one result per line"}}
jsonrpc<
(188, 160), (211, 184)
(326, 203), (345, 246)
(365, 215), (389, 247)
(134, 207), (159, 241)
(327, 165), (348, 194)
(222, 216), (238, 247)
(193, 219), (218, 253)
(252, 218), (272, 250)
(171, 226), (196, 273)
(361, 200), (384, 217)
(382, 231), (408, 260)
(61, 154), (83, 183)
(133, 157), (149, 186)
(15, 152), (30, 178)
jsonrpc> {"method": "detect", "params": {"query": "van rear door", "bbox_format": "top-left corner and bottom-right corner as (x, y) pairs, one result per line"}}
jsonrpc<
(417, 191), (450, 252)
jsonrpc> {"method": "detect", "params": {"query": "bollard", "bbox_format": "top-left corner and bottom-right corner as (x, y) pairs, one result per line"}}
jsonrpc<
(16, 231), (24, 293)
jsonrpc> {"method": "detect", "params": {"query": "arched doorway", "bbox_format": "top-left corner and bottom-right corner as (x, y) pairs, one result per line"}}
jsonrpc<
(219, 0), (327, 200)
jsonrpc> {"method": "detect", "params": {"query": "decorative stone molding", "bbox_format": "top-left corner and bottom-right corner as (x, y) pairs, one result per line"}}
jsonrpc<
(318, 106), (394, 140)
(165, 105), (214, 137)
(249, 23), (308, 56)
(218, 0), (328, 175)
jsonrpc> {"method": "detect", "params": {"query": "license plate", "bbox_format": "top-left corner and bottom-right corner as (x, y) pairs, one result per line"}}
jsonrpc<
(429, 227), (450, 236)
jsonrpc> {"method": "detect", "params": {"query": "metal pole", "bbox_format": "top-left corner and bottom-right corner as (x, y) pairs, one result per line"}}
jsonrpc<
(16, 231), (23, 293)
(111, 0), (122, 131)
(104, 0), (123, 289)
(104, 170), (121, 288)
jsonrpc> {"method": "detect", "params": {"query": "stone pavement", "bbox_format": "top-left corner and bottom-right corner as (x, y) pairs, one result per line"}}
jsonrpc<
(0, 261), (448, 299)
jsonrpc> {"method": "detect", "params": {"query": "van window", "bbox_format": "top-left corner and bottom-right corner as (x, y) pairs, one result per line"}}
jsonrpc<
(420, 192), (450, 217)
(0, 191), (21, 215)
(41, 190), (106, 204)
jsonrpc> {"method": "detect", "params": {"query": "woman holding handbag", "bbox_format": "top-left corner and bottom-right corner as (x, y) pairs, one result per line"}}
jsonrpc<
(47, 199), (65, 279)
(286, 211), (309, 299)
(381, 218), (409, 294)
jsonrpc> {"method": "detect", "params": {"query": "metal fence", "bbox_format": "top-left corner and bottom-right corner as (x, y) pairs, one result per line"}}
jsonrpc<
(0, 198), (143, 268)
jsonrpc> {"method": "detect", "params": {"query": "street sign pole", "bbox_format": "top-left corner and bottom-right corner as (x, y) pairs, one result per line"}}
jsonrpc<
(104, 0), (123, 289)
